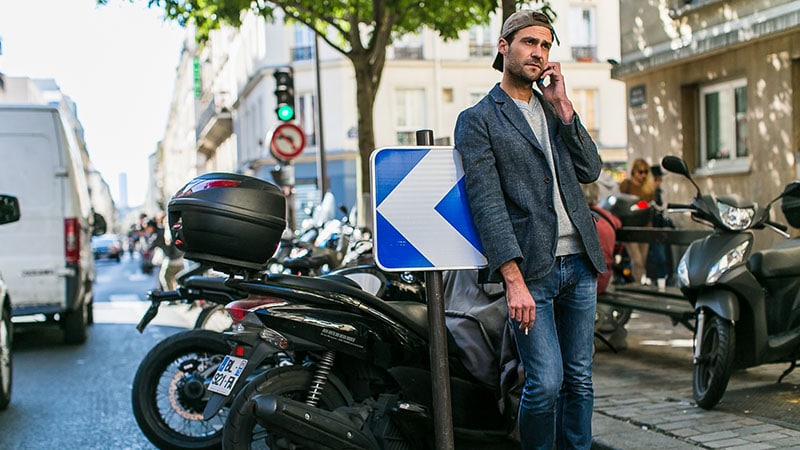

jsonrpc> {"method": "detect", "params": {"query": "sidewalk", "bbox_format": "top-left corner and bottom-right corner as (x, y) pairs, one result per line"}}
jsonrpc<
(590, 312), (800, 449)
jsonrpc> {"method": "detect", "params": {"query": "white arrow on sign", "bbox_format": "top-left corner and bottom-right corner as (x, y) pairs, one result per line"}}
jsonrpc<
(372, 147), (486, 271)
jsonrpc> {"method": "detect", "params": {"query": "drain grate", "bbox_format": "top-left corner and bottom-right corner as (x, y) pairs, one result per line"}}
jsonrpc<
(715, 382), (800, 428)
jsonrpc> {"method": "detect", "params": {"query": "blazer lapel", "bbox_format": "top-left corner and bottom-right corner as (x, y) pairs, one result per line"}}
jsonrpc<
(490, 85), (543, 152)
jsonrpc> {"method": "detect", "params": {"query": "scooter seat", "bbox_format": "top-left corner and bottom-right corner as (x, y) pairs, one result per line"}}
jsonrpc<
(263, 273), (430, 338)
(183, 275), (240, 293)
(748, 239), (800, 279)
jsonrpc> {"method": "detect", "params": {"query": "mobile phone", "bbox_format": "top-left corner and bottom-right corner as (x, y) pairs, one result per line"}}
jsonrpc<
(536, 75), (546, 86)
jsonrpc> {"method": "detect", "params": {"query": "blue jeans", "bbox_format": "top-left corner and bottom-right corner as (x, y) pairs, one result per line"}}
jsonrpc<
(513, 253), (597, 450)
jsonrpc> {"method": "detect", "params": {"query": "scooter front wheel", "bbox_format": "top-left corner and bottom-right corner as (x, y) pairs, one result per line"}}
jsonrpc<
(693, 312), (735, 410)
(194, 303), (233, 332)
(132, 329), (230, 450)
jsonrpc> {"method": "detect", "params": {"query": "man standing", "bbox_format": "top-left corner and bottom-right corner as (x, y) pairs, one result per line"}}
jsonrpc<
(454, 10), (605, 449)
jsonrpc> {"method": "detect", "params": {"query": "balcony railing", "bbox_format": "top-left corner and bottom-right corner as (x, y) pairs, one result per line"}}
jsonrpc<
(469, 42), (495, 57)
(572, 46), (597, 62)
(394, 45), (423, 60)
(196, 96), (233, 155)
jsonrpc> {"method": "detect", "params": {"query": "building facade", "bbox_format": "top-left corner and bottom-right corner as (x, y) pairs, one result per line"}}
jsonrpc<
(613, 0), (800, 244)
(156, 1), (627, 227)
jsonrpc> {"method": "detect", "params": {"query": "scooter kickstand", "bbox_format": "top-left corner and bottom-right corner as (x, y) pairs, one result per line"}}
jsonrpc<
(777, 359), (797, 384)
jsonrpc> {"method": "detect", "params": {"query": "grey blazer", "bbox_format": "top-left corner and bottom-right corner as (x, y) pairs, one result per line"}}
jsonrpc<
(455, 83), (606, 281)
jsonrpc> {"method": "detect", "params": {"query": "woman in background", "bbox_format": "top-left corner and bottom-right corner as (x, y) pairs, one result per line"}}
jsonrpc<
(619, 158), (654, 284)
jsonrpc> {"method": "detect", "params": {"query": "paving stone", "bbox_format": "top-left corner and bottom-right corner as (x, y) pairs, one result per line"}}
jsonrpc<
(725, 444), (777, 450)
(689, 430), (739, 443)
(747, 432), (795, 443)
(703, 438), (750, 448)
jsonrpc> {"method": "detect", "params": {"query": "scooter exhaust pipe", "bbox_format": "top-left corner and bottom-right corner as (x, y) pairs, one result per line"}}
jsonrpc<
(250, 394), (379, 449)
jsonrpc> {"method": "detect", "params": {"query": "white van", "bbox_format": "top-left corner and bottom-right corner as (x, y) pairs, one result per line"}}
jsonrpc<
(0, 104), (106, 344)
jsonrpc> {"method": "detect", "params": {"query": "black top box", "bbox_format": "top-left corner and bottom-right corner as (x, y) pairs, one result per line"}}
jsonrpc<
(168, 172), (287, 273)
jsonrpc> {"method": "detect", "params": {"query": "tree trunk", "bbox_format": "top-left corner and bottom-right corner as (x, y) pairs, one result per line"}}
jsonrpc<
(354, 63), (377, 198)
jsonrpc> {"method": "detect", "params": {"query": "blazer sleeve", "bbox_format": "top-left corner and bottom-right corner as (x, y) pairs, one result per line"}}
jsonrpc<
(554, 113), (601, 184)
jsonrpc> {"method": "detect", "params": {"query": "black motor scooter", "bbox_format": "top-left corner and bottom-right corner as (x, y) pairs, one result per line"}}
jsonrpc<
(204, 270), (515, 450)
(662, 155), (800, 409)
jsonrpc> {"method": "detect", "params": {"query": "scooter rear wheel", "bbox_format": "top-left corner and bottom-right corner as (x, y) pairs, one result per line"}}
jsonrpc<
(223, 365), (349, 450)
(693, 312), (735, 410)
(132, 329), (230, 450)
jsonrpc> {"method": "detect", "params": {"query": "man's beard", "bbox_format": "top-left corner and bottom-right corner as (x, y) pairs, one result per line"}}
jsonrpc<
(506, 57), (542, 85)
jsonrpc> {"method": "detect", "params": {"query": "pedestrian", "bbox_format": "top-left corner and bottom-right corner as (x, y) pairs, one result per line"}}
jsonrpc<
(454, 10), (606, 450)
(158, 215), (185, 290)
(619, 158), (654, 284)
(646, 164), (673, 285)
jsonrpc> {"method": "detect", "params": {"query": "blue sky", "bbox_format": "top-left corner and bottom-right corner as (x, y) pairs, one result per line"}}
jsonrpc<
(0, 0), (185, 207)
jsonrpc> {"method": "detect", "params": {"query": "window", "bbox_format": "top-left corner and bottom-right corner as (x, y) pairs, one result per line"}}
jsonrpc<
(699, 78), (748, 172)
(298, 93), (317, 146)
(292, 25), (314, 61)
(569, 6), (597, 61)
(571, 88), (599, 140)
(395, 89), (426, 145)
(469, 25), (494, 57)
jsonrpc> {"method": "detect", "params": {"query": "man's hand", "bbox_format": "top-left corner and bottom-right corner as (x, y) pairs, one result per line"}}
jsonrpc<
(500, 261), (536, 332)
(539, 62), (574, 123)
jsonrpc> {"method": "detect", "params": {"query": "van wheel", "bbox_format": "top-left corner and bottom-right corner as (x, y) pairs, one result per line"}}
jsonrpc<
(87, 297), (94, 325)
(0, 299), (12, 410)
(63, 301), (88, 345)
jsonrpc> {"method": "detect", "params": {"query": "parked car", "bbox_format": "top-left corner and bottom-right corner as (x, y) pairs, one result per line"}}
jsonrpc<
(0, 194), (21, 410)
(92, 234), (123, 262)
(0, 104), (105, 345)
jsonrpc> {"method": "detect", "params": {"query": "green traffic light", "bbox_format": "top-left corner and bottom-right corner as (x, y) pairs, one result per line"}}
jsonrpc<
(277, 104), (295, 121)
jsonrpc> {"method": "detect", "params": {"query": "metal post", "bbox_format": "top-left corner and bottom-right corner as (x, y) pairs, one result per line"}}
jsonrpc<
(314, 33), (328, 196)
(416, 129), (454, 450)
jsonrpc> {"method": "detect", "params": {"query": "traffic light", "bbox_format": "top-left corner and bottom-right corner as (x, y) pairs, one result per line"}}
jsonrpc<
(273, 67), (295, 122)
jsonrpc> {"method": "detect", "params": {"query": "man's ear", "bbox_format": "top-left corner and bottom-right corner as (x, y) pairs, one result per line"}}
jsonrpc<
(498, 38), (508, 57)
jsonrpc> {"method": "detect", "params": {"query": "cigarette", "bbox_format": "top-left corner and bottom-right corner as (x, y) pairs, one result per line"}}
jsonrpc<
(525, 327), (529, 336)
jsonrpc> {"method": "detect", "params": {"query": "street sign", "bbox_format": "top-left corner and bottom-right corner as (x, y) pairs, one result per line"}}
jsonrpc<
(370, 146), (487, 271)
(267, 122), (305, 161)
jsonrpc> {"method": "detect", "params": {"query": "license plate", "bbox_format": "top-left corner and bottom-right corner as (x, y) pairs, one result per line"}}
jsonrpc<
(207, 355), (248, 396)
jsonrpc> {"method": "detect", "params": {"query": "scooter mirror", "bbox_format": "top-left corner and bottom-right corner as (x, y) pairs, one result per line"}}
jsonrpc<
(782, 180), (800, 198)
(661, 156), (689, 177)
(661, 155), (703, 197)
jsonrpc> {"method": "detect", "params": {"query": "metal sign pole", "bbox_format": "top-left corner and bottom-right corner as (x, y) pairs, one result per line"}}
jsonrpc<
(416, 129), (455, 450)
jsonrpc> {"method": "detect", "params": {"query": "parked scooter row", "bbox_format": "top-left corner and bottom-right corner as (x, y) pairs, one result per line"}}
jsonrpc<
(132, 159), (800, 450)
(130, 172), (520, 449)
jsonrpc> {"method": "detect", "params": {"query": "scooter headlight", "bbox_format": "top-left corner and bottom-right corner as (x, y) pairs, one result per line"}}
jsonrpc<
(677, 252), (690, 288)
(717, 201), (754, 230)
(706, 241), (750, 284)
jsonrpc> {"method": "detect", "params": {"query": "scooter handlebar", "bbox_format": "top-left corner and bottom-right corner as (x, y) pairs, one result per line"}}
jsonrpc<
(666, 203), (695, 211)
(765, 219), (788, 233)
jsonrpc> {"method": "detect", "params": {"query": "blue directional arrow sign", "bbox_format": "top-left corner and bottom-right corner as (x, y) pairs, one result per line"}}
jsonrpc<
(370, 146), (487, 271)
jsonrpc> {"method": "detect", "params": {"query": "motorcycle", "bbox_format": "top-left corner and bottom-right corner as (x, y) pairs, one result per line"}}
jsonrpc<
(661, 155), (800, 409)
